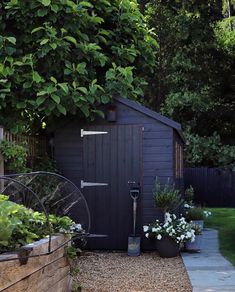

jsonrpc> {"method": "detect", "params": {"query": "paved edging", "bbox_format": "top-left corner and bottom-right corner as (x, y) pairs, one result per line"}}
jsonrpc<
(181, 228), (235, 292)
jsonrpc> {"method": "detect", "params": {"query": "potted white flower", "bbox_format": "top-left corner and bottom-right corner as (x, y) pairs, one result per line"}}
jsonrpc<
(185, 223), (203, 252)
(143, 213), (196, 258)
(185, 207), (212, 229)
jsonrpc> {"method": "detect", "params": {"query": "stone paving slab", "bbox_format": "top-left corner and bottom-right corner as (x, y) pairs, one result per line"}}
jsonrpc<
(193, 286), (235, 292)
(182, 229), (235, 292)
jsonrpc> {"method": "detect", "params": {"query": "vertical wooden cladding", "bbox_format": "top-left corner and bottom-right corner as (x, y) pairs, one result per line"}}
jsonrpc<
(54, 126), (83, 184)
(175, 141), (183, 178)
(173, 130), (184, 192)
(83, 125), (142, 249)
(185, 168), (235, 207)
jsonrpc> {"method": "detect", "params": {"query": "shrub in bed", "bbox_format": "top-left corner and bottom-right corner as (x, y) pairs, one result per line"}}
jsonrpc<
(0, 194), (81, 252)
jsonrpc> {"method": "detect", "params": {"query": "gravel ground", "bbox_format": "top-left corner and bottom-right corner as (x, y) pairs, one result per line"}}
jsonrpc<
(75, 251), (192, 292)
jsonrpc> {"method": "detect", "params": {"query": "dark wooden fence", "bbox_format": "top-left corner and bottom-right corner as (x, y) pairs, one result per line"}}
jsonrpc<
(184, 167), (235, 207)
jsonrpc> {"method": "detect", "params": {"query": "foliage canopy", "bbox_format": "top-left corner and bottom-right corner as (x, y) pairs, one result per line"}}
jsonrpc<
(141, 0), (235, 167)
(0, 0), (157, 133)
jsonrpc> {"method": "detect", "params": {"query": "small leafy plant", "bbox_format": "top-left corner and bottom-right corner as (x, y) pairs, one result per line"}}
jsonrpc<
(185, 207), (204, 220)
(184, 185), (194, 204)
(153, 177), (183, 213)
(185, 207), (211, 221)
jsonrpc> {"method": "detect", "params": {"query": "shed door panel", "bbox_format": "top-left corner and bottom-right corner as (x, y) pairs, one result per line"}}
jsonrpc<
(83, 125), (142, 249)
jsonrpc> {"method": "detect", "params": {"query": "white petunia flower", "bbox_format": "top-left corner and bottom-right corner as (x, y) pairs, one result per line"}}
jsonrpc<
(186, 231), (192, 238)
(157, 234), (162, 240)
(143, 225), (149, 232)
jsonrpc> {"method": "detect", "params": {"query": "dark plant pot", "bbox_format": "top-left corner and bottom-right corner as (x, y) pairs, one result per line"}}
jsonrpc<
(185, 234), (202, 252)
(156, 236), (180, 258)
(192, 220), (204, 230)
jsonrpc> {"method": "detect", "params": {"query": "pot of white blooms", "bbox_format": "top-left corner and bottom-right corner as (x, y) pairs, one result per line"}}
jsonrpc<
(185, 223), (203, 252)
(143, 213), (196, 258)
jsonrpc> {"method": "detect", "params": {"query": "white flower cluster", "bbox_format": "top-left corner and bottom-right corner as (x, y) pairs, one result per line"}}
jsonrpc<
(143, 213), (196, 243)
(70, 223), (83, 232)
(59, 223), (83, 234)
(203, 210), (212, 218)
(184, 203), (193, 209)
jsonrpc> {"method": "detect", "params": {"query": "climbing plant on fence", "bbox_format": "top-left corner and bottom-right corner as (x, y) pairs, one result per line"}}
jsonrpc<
(0, 0), (157, 133)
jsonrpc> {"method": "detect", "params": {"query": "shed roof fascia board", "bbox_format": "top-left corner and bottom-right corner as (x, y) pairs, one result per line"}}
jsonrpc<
(115, 96), (186, 143)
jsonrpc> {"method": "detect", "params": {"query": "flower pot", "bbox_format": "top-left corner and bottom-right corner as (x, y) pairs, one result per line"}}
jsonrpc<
(156, 236), (180, 258)
(192, 220), (204, 230)
(185, 234), (202, 252)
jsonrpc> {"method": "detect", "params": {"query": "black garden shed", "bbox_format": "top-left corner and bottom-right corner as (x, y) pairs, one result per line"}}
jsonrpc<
(52, 97), (185, 250)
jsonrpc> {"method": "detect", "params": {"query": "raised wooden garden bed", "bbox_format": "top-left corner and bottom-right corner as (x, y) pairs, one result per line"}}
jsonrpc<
(0, 235), (71, 292)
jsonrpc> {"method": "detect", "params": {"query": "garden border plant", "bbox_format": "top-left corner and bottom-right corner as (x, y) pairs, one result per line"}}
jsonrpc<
(0, 194), (83, 254)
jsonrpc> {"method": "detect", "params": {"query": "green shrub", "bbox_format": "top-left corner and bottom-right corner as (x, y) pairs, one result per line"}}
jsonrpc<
(0, 140), (29, 173)
(184, 185), (194, 204)
(153, 178), (183, 213)
(185, 207), (205, 221)
(0, 194), (75, 252)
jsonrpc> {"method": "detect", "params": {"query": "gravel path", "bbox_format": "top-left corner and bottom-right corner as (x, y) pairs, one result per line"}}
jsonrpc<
(75, 251), (192, 292)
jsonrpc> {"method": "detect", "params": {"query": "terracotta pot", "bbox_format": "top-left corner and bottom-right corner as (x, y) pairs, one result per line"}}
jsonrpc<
(156, 236), (180, 258)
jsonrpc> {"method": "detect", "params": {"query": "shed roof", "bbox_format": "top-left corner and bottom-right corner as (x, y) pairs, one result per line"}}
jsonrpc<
(115, 96), (185, 143)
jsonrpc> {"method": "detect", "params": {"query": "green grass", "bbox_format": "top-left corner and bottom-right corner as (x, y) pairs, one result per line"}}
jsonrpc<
(205, 208), (235, 266)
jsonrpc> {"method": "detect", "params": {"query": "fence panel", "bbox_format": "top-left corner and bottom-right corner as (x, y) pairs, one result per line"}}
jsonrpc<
(3, 130), (47, 157)
(184, 167), (235, 207)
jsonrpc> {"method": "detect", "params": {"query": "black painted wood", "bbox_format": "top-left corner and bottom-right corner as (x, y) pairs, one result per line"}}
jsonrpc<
(185, 168), (235, 207)
(83, 125), (142, 249)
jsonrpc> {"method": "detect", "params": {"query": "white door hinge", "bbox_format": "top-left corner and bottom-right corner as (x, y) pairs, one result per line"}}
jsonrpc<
(81, 129), (108, 137)
(81, 180), (108, 189)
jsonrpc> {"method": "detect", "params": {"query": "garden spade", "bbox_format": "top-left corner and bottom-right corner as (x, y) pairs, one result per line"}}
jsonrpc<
(128, 187), (141, 256)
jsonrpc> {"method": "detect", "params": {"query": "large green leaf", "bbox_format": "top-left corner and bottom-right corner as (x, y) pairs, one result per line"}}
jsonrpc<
(40, 0), (51, 7)
(36, 96), (46, 106)
(57, 104), (67, 115)
(6, 37), (16, 45)
(58, 83), (69, 94)
(32, 71), (42, 83)
(51, 94), (60, 104)
(63, 36), (77, 45)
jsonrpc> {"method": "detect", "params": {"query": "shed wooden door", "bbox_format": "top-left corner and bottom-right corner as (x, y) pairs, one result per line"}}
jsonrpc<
(82, 125), (142, 249)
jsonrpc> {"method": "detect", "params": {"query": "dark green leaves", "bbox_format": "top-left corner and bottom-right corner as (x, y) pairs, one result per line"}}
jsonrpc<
(51, 94), (60, 104)
(0, 0), (157, 133)
(57, 104), (66, 115)
(40, 0), (51, 7)
(36, 96), (46, 106)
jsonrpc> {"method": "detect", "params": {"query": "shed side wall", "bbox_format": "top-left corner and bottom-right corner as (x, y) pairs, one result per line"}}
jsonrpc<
(173, 129), (185, 193)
